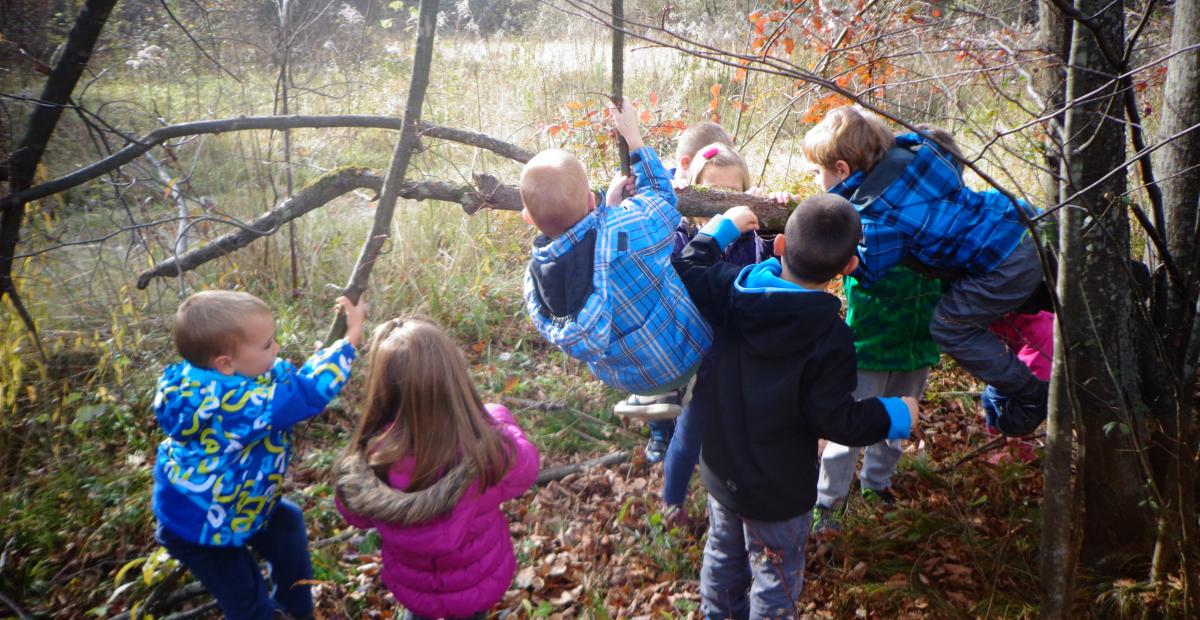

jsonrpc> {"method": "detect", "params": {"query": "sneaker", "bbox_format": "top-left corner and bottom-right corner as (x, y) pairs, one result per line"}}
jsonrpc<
(996, 380), (1048, 437)
(812, 503), (841, 533)
(861, 487), (897, 506)
(614, 392), (682, 421)
(644, 431), (669, 464)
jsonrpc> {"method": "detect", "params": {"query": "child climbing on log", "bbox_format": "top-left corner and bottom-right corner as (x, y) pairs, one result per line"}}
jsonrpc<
(521, 97), (711, 396)
(804, 105), (1049, 437)
(152, 290), (365, 620)
(333, 317), (539, 620)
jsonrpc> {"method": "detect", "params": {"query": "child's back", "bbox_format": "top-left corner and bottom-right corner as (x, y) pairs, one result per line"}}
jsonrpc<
(522, 101), (711, 394)
(674, 197), (915, 617)
(334, 317), (539, 619)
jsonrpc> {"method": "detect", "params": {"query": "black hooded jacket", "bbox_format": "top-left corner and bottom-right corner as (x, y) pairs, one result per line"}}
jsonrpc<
(673, 233), (899, 521)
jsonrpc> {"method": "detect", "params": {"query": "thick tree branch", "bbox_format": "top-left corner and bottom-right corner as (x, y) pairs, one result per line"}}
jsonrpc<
(2, 117), (530, 209)
(324, 0), (441, 343)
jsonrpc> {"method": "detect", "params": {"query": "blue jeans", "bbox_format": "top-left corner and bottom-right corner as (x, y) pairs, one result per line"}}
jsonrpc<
(662, 394), (708, 506)
(157, 499), (314, 620)
(700, 496), (812, 619)
(981, 384), (1004, 429)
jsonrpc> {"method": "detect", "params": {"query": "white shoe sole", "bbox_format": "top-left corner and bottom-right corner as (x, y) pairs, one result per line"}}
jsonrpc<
(613, 402), (682, 420)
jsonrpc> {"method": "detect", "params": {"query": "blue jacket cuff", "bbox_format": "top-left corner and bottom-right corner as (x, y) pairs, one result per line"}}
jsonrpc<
(881, 397), (911, 440)
(701, 215), (741, 250)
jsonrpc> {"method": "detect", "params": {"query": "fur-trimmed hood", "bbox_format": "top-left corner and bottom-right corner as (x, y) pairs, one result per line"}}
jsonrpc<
(333, 449), (476, 527)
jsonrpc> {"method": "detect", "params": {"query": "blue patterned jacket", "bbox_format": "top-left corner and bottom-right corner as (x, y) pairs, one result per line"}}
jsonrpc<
(152, 340), (356, 546)
(524, 147), (712, 393)
(832, 133), (1034, 286)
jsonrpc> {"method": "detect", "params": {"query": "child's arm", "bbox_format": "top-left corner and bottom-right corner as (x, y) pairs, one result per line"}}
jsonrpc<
(804, 329), (915, 445)
(487, 404), (541, 502)
(607, 99), (679, 236)
(673, 206), (757, 325)
(270, 296), (365, 428)
(853, 220), (907, 287)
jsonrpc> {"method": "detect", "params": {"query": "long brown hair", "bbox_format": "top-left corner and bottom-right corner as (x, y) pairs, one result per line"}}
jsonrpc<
(346, 317), (510, 491)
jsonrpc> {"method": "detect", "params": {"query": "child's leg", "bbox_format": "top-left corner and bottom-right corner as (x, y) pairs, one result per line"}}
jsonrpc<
(156, 524), (275, 620)
(930, 237), (1044, 398)
(816, 370), (890, 506)
(744, 510), (812, 617)
(699, 496), (752, 620)
(246, 499), (314, 618)
(860, 368), (930, 492)
(662, 398), (706, 507)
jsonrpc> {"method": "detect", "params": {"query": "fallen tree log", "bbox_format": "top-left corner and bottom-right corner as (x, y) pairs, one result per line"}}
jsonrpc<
(535, 450), (631, 485)
(135, 169), (790, 289)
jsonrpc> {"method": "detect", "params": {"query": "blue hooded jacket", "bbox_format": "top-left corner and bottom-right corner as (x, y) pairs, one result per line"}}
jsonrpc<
(152, 339), (356, 546)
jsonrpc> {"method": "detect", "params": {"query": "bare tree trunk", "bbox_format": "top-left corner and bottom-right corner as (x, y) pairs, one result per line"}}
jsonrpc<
(1035, 0), (1069, 209)
(1060, 0), (1152, 566)
(276, 0), (300, 296)
(0, 0), (117, 352)
(610, 0), (630, 176)
(1148, 0), (1200, 610)
(324, 0), (440, 344)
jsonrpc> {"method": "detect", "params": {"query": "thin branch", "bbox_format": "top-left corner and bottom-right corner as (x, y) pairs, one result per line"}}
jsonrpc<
(158, 0), (242, 83)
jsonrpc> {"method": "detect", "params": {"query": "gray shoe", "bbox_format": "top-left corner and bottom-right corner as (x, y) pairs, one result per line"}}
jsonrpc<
(613, 392), (682, 420)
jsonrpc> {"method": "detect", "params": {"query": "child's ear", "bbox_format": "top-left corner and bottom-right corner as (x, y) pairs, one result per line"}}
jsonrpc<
(521, 207), (535, 226)
(587, 190), (597, 212)
(834, 160), (852, 180)
(212, 354), (235, 376)
(773, 234), (786, 257)
(839, 255), (860, 276)
(678, 155), (692, 174)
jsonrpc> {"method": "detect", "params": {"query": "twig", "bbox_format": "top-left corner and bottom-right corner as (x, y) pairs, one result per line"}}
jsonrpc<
(158, 0), (242, 83)
(536, 450), (630, 486)
(0, 591), (30, 620)
(161, 600), (219, 620)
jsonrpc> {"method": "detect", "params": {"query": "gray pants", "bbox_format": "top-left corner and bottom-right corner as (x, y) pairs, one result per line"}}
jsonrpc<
(930, 236), (1043, 396)
(700, 495), (812, 619)
(816, 368), (929, 508)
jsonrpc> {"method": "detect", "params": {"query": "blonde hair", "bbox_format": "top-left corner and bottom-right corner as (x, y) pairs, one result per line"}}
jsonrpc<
(520, 150), (591, 238)
(346, 317), (510, 492)
(687, 142), (752, 191)
(676, 122), (735, 163)
(801, 106), (894, 173)
(173, 291), (271, 367)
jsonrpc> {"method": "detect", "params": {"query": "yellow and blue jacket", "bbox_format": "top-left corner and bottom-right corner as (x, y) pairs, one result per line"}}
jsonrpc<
(152, 339), (356, 546)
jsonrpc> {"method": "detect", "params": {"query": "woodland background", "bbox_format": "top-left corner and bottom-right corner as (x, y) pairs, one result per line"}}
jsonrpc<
(0, 0), (1197, 617)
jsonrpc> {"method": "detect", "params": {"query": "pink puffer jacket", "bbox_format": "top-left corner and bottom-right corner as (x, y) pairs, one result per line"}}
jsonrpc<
(337, 404), (539, 617)
(991, 310), (1054, 380)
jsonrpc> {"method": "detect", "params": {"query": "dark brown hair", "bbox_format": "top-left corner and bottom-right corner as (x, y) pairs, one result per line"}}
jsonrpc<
(783, 194), (862, 283)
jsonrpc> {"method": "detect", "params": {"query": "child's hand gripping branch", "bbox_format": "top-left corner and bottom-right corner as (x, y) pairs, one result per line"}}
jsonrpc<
(607, 96), (646, 152)
(334, 295), (367, 349)
(901, 396), (922, 440)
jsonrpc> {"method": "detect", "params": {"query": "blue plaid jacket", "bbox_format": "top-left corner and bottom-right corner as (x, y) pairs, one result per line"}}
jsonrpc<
(524, 147), (712, 393)
(832, 133), (1033, 286)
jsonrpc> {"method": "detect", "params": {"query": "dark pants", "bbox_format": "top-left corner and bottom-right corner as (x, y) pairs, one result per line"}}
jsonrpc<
(157, 499), (314, 620)
(662, 395), (707, 506)
(930, 236), (1044, 397)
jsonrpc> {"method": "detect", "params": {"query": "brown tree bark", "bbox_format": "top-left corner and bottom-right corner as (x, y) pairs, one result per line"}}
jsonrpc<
(1059, 0), (1152, 573)
(0, 0), (118, 354)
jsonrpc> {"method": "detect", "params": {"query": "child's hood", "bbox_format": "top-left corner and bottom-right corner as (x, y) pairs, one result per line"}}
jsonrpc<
(334, 451), (485, 555)
(729, 260), (844, 357)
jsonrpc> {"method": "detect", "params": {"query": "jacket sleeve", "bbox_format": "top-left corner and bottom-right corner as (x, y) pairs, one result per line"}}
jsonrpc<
(803, 327), (910, 445)
(622, 147), (680, 239)
(487, 404), (540, 502)
(270, 339), (358, 428)
(852, 219), (906, 287)
(672, 229), (742, 327)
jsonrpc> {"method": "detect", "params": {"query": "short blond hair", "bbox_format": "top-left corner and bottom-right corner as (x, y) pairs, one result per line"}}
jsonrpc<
(687, 142), (752, 191)
(676, 122), (734, 163)
(173, 290), (271, 367)
(520, 150), (591, 238)
(802, 106), (894, 173)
